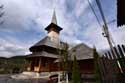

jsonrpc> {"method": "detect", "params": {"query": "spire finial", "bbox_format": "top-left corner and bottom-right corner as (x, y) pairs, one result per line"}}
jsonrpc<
(51, 9), (57, 24)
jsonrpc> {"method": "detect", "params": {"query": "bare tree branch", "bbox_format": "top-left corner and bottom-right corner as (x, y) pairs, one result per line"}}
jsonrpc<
(0, 4), (4, 25)
(0, 5), (3, 9)
(0, 12), (4, 17)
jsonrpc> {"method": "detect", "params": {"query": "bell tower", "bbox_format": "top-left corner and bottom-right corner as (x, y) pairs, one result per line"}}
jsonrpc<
(45, 10), (62, 39)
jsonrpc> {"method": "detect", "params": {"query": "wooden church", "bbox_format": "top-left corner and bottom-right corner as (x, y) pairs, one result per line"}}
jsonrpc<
(25, 11), (95, 83)
(26, 11), (66, 72)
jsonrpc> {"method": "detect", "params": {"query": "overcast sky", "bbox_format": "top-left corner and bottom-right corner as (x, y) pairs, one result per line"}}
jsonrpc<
(0, 0), (125, 57)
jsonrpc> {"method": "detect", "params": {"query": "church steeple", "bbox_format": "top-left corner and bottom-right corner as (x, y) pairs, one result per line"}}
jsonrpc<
(45, 10), (62, 39)
(51, 10), (57, 24)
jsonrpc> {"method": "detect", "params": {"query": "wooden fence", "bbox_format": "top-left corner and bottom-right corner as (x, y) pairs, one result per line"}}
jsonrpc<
(99, 44), (125, 83)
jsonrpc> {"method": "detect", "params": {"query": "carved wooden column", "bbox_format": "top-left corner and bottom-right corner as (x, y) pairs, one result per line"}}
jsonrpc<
(38, 57), (42, 72)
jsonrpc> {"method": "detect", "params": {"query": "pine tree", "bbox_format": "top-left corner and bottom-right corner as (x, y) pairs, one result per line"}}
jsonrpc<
(72, 55), (81, 83)
(93, 48), (102, 83)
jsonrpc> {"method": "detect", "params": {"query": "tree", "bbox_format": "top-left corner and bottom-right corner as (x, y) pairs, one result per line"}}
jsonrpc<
(93, 48), (102, 83)
(72, 55), (81, 83)
(61, 43), (72, 72)
(59, 43), (72, 82)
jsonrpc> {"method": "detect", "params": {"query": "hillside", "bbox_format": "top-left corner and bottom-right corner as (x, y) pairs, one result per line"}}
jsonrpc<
(0, 56), (26, 74)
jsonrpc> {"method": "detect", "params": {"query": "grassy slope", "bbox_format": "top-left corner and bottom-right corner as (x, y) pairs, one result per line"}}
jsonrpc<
(0, 56), (26, 74)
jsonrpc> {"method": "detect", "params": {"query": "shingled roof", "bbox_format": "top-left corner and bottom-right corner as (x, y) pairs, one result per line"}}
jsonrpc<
(70, 43), (93, 60)
(30, 36), (66, 52)
(26, 51), (58, 58)
(45, 10), (62, 31)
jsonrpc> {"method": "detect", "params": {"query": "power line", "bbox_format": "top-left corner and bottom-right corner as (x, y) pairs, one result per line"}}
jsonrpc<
(87, 0), (102, 27)
(95, 0), (114, 47)
(95, 0), (107, 26)
(88, 0), (115, 46)
(107, 19), (116, 24)
(95, 0), (116, 46)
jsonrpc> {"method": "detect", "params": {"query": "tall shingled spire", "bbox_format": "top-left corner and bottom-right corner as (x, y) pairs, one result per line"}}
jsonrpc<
(45, 9), (62, 34)
(51, 10), (57, 24)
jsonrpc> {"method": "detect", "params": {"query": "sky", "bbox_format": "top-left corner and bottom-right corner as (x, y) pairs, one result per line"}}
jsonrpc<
(0, 0), (125, 57)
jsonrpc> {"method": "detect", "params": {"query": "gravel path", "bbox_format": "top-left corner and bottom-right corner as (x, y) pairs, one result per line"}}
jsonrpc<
(0, 75), (48, 83)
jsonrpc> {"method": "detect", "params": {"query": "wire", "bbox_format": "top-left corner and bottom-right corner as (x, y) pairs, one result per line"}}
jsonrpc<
(87, 0), (102, 27)
(95, 0), (107, 26)
(95, 0), (116, 45)
(107, 19), (116, 24)
(88, 0), (116, 47)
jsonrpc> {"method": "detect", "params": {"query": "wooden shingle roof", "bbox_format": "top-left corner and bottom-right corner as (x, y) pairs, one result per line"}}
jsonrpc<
(45, 10), (62, 31)
(30, 36), (66, 52)
(26, 51), (58, 58)
(70, 43), (93, 60)
(55, 43), (93, 62)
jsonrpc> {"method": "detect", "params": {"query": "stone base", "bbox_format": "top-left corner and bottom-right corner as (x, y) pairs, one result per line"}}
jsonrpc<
(11, 71), (63, 79)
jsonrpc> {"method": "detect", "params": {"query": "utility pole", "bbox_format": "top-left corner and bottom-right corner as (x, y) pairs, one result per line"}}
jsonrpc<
(95, 0), (114, 61)
(95, 0), (123, 74)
